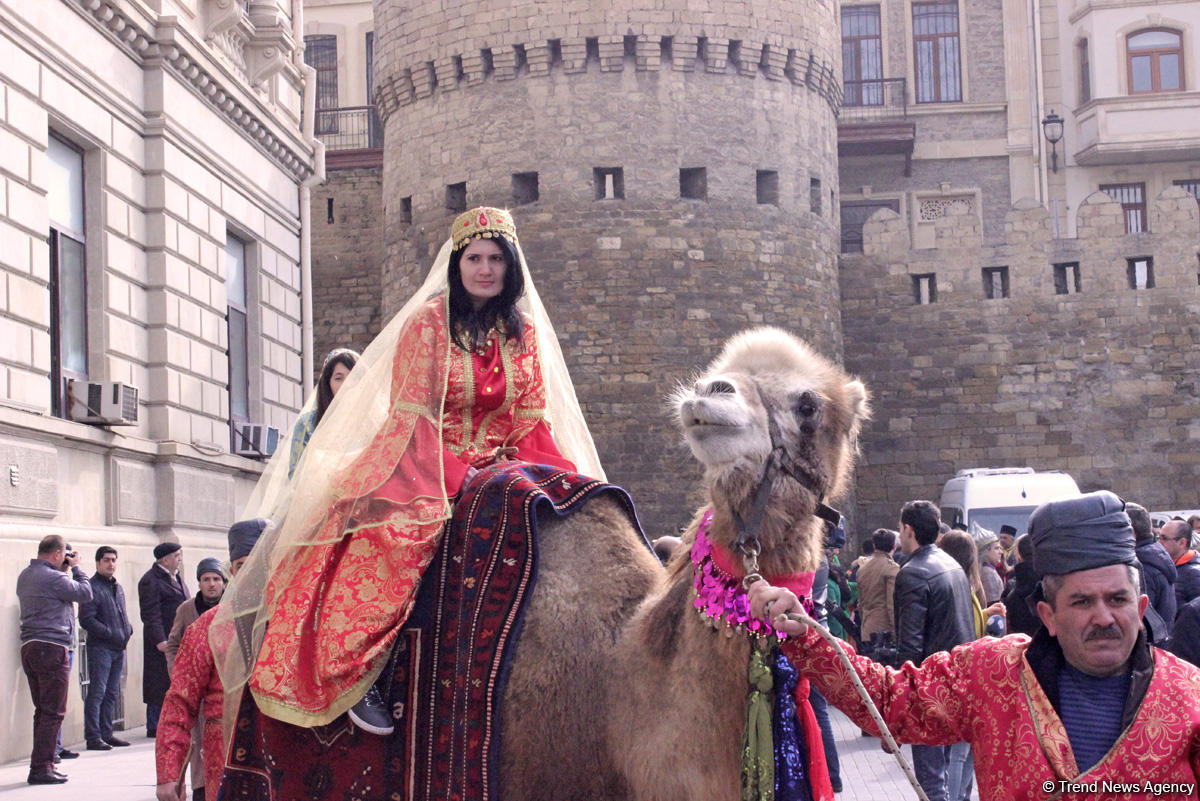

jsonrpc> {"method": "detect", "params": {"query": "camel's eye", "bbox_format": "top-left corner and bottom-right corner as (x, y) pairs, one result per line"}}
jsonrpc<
(706, 379), (736, 395)
(794, 391), (821, 419)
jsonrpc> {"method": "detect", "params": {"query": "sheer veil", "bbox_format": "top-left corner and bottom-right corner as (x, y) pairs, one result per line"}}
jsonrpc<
(212, 231), (604, 740)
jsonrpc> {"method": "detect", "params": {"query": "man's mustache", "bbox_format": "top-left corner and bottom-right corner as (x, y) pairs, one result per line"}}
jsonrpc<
(1085, 626), (1122, 641)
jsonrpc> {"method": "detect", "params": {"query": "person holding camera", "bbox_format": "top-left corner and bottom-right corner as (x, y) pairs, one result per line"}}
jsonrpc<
(16, 535), (94, 784)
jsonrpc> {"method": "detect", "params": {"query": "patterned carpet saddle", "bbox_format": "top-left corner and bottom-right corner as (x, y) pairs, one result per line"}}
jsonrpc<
(219, 462), (641, 801)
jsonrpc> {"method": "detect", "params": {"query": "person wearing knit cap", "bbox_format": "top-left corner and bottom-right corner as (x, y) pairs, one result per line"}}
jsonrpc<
(138, 541), (188, 738)
(162, 557), (227, 800)
(749, 490), (1200, 801)
(155, 519), (268, 801)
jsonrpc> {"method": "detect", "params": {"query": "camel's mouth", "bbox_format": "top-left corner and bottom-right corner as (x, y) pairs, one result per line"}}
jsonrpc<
(677, 397), (750, 434)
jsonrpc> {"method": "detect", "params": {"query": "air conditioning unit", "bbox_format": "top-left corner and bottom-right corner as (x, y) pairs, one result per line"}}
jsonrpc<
(233, 423), (280, 458)
(68, 380), (139, 425)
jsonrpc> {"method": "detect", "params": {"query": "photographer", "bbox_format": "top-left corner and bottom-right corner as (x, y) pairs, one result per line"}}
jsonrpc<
(16, 535), (93, 785)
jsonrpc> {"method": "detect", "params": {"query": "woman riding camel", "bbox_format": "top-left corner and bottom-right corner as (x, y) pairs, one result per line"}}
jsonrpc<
(214, 207), (603, 735)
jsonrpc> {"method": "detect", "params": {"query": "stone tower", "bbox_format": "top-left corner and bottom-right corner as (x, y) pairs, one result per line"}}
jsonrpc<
(373, 1), (844, 534)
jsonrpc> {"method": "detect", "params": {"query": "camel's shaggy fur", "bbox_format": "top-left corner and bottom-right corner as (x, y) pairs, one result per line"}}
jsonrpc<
(499, 328), (870, 801)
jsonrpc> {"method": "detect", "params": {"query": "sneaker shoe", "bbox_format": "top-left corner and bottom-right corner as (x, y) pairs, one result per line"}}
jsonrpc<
(103, 736), (131, 747)
(347, 684), (394, 735)
(86, 740), (113, 751)
(28, 771), (68, 785)
(57, 749), (79, 759)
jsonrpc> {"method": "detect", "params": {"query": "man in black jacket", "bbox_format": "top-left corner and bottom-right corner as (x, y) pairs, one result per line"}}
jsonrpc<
(79, 546), (134, 751)
(1127, 503), (1176, 640)
(1159, 519), (1200, 615)
(138, 542), (188, 737)
(894, 500), (975, 801)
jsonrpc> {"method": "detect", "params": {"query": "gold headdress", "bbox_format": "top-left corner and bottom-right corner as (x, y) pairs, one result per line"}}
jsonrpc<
(452, 206), (517, 250)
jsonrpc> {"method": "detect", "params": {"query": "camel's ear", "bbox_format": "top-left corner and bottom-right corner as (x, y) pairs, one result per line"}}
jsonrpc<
(844, 379), (871, 424)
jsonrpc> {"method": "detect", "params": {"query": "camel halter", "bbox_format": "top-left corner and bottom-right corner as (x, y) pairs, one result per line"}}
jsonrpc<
(734, 383), (932, 801)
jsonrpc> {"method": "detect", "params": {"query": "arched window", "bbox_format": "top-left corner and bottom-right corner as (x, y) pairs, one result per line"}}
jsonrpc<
(1127, 28), (1184, 93)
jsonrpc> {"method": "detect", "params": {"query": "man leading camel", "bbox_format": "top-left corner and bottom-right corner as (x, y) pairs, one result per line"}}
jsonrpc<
(751, 491), (1200, 800)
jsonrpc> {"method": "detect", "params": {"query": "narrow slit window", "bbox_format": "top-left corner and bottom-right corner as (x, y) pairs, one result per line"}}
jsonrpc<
(446, 182), (467, 212)
(1052, 262), (1081, 295)
(399, 196), (412, 224)
(982, 266), (1009, 299)
(594, 167), (625, 200)
(512, 172), (539, 205)
(756, 171), (779, 205)
(913, 273), (937, 305)
(1127, 257), (1154, 290)
(810, 177), (823, 215)
(680, 167), (707, 200)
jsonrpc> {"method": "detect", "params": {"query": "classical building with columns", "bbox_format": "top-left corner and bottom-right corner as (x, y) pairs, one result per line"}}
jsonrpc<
(0, 0), (316, 761)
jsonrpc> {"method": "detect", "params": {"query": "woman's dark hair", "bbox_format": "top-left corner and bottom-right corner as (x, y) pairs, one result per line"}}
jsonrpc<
(315, 350), (358, 425)
(940, 529), (986, 608)
(447, 236), (525, 352)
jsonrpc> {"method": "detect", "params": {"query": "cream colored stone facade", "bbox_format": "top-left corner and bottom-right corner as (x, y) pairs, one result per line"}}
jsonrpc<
(0, 0), (315, 762)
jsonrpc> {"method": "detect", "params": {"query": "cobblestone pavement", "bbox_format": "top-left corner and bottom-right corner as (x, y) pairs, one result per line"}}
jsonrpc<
(0, 709), (976, 800)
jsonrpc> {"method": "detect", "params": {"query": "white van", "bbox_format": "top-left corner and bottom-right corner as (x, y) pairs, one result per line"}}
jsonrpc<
(939, 467), (1082, 537)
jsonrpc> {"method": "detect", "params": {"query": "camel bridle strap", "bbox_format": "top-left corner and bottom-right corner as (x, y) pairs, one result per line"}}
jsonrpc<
(732, 382), (841, 578)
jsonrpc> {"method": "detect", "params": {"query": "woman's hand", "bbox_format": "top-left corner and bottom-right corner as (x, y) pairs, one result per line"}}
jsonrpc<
(747, 581), (809, 637)
(983, 601), (1006, 619)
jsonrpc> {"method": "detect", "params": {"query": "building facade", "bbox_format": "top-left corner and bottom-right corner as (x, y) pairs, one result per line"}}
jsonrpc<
(309, 1), (1200, 542)
(0, 0), (315, 762)
(836, 0), (1200, 528)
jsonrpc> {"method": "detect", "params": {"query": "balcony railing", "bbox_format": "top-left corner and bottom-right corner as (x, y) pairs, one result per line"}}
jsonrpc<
(315, 105), (383, 151)
(840, 78), (908, 124)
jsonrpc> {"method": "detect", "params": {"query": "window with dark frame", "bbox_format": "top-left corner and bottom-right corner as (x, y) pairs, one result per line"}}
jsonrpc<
(1079, 39), (1091, 102)
(304, 35), (339, 134)
(1127, 29), (1184, 94)
(1053, 262), (1081, 295)
(1100, 182), (1148, 233)
(913, 2), (962, 103)
(810, 177), (823, 215)
(1127, 256), (1154, 290)
(594, 167), (624, 200)
(913, 273), (937, 305)
(982, 266), (1009, 299)
(47, 133), (88, 419)
(841, 5), (883, 107)
(679, 167), (707, 200)
(226, 233), (250, 451)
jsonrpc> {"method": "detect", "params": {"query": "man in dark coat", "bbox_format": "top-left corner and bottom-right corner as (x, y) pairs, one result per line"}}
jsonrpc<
(1158, 519), (1200, 615)
(893, 500), (975, 801)
(139, 542), (188, 737)
(1127, 503), (1176, 640)
(79, 546), (134, 751)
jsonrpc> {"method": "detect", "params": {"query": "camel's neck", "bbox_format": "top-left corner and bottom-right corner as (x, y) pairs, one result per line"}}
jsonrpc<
(704, 504), (822, 577)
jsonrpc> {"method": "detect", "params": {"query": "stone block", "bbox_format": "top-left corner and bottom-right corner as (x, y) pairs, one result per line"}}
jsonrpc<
(3, 85), (48, 148)
(0, 436), (57, 518)
(109, 457), (157, 526)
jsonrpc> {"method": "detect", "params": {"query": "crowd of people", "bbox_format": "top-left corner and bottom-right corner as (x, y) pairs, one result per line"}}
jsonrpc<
(15, 205), (1200, 800)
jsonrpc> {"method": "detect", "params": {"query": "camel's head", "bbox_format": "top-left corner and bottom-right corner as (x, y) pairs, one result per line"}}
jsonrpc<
(674, 328), (870, 575)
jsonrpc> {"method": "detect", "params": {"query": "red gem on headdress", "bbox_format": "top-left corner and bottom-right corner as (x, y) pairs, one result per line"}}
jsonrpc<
(478, 211), (488, 227)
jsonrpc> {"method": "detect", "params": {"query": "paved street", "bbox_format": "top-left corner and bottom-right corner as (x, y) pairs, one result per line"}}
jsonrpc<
(0, 707), (973, 801)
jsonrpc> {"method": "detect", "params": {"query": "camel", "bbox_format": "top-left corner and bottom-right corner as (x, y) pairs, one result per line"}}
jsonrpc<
(499, 326), (870, 801)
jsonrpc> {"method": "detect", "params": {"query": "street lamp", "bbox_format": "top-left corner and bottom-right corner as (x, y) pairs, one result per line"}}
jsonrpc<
(1042, 110), (1064, 173)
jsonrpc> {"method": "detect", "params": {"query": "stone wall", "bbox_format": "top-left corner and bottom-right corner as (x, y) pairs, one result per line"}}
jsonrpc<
(371, 1), (846, 536)
(841, 188), (1200, 530)
(310, 165), (385, 372)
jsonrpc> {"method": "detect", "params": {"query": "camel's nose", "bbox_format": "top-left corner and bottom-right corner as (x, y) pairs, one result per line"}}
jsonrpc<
(698, 378), (736, 396)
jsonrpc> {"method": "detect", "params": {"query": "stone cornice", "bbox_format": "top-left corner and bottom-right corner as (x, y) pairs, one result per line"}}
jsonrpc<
(64, 0), (313, 182)
(373, 33), (842, 124)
